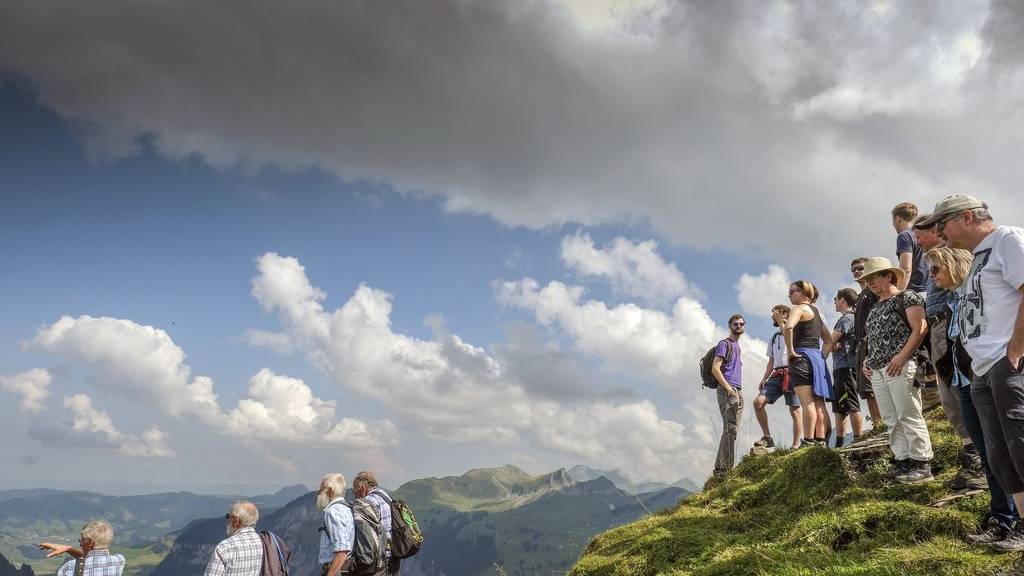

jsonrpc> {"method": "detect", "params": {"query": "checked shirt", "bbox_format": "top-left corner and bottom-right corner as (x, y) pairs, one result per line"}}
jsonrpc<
(203, 526), (264, 576)
(57, 550), (126, 576)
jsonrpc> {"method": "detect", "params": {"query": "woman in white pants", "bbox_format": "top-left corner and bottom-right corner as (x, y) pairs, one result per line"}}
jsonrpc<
(860, 257), (933, 484)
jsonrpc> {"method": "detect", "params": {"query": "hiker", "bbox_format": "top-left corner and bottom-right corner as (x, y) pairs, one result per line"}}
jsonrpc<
(318, 473), (355, 576)
(204, 501), (263, 576)
(927, 194), (1024, 557)
(38, 520), (126, 576)
(784, 281), (834, 447)
(850, 257), (884, 428)
(928, 244), (1019, 548)
(753, 305), (802, 449)
(711, 314), (745, 476)
(831, 288), (863, 447)
(860, 257), (933, 483)
(353, 471), (400, 575)
(914, 217), (984, 491)
(893, 202), (929, 294)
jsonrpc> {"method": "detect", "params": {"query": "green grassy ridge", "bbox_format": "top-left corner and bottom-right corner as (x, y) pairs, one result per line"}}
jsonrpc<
(569, 409), (1015, 576)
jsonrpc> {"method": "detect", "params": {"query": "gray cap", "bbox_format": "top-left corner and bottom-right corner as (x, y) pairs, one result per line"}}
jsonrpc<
(916, 194), (986, 227)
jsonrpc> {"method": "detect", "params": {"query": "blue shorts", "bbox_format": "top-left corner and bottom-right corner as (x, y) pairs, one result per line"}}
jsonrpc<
(760, 372), (800, 407)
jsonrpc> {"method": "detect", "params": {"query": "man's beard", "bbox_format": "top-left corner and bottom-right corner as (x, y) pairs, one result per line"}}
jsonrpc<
(226, 521), (236, 536)
(317, 490), (331, 510)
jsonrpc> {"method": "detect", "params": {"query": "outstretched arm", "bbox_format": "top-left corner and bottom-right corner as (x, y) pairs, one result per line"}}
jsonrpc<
(38, 543), (82, 559)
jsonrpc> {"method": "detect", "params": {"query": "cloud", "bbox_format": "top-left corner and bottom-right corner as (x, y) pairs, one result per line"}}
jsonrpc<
(249, 251), (708, 480)
(736, 265), (792, 318)
(27, 315), (393, 449)
(223, 368), (397, 446)
(29, 315), (221, 419)
(561, 232), (701, 306)
(0, 368), (51, 413)
(4, 1), (1024, 278)
(240, 329), (294, 354)
(29, 394), (175, 458)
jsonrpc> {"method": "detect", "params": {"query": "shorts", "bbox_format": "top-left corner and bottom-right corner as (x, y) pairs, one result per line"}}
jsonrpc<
(760, 371), (800, 407)
(855, 340), (874, 399)
(831, 367), (861, 415)
(789, 355), (813, 387)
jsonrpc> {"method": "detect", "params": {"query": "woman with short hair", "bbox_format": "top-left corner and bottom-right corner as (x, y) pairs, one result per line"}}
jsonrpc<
(861, 257), (932, 484)
(784, 280), (835, 446)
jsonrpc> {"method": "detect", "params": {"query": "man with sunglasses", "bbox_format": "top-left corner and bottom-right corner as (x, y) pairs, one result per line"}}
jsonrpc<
(204, 501), (263, 576)
(914, 216), (984, 492)
(851, 257), (883, 427)
(711, 314), (745, 476)
(919, 194), (1024, 560)
(38, 520), (126, 576)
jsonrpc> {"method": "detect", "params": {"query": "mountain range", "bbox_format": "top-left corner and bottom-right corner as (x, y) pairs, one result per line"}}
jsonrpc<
(153, 465), (691, 576)
(0, 484), (308, 575)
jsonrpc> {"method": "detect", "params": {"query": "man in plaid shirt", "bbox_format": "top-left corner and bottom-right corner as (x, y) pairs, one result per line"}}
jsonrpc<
(39, 519), (126, 576)
(203, 501), (264, 576)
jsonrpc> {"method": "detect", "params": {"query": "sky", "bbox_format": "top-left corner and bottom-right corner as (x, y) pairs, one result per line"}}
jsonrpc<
(2, 0), (1024, 494)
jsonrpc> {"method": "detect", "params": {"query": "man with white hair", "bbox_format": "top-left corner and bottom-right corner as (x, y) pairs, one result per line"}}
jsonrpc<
(203, 500), (263, 576)
(318, 473), (355, 576)
(38, 520), (126, 576)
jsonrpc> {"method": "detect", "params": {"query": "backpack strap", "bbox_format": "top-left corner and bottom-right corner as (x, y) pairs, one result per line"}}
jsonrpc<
(73, 558), (85, 576)
(270, 532), (287, 567)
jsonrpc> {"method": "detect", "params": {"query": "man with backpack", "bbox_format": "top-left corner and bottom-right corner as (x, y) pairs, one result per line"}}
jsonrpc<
(353, 471), (399, 575)
(709, 314), (745, 476)
(318, 473), (354, 576)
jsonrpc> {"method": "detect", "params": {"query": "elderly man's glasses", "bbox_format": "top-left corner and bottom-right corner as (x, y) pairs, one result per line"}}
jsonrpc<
(936, 212), (963, 232)
(850, 265), (864, 273)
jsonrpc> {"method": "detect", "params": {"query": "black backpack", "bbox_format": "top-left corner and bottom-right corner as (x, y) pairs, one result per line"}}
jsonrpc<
(377, 491), (423, 559)
(699, 339), (733, 389)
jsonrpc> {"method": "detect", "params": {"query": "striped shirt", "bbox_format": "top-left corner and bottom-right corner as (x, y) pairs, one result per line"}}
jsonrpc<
(203, 526), (263, 576)
(365, 489), (393, 557)
(57, 550), (126, 576)
(319, 498), (355, 564)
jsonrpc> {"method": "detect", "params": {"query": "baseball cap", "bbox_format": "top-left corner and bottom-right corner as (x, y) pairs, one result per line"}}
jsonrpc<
(915, 194), (986, 228)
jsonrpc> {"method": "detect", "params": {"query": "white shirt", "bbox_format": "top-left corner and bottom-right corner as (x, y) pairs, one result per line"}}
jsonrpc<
(957, 226), (1024, 376)
(767, 332), (787, 369)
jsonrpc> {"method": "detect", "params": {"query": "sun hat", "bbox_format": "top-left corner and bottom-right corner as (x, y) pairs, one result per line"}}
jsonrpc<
(915, 194), (985, 228)
(859, 256), (905, 285)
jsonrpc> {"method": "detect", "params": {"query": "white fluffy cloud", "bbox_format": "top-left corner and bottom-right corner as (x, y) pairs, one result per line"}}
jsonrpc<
(58, 393), (175, 458)
(736, 265), (792, 318)
(248, 251), (706, 480)
(561, 232), (701, 306)
(4, 1), (1024, 277)
(224, 368), (397, 446)
(27, 315), (393, 449)
(0, 368), (51, 413)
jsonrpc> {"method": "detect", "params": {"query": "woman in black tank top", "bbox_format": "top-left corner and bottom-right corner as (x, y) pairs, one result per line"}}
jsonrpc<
(784, 280), (835, 446)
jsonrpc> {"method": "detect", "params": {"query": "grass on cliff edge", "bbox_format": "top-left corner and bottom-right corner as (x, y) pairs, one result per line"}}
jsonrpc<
(569, 408), (1015, 576)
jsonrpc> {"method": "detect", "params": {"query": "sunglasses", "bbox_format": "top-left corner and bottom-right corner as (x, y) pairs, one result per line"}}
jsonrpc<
(850, 266), (864, 273)
(929, 265), (944, 275)
(936, 212), (963, 232)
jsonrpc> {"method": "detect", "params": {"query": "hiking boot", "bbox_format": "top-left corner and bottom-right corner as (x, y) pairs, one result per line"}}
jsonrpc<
(993, 521), (1024, 553)
(753, 435), (775, 448)
(949, 449), (989, 491)
(834, 436), (845, 449)
(886, 459), (911, 479)
(968, 516), (1009, 546)
(798, 438), (816, 449)
(895, 460), (934, 484)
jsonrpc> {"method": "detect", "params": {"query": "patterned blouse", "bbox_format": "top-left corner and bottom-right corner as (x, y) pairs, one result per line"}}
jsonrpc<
(864, 290), (925, 370)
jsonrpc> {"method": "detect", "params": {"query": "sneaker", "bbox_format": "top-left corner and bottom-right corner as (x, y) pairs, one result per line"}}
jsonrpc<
(798, 438), (816, 449)
(753, 435), (775, 448)
(968, 517), (1010, 546)
(896, 460), (934, 484)
(993, 522), (1024, 553)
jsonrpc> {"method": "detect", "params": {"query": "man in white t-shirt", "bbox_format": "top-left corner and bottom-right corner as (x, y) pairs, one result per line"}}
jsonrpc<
(752, 305), (802, 449)
(923, 194), (1024, 558)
